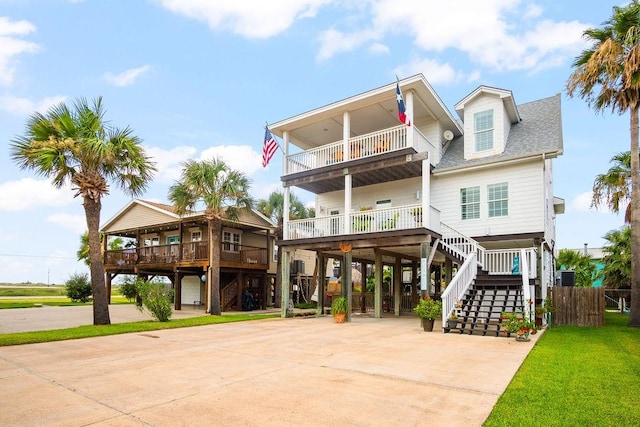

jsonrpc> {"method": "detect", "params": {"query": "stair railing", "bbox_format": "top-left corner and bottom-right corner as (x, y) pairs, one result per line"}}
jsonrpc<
(441, 251), (478, 324)
(440, 223), (485, 268)
(221, 278), (239, 311)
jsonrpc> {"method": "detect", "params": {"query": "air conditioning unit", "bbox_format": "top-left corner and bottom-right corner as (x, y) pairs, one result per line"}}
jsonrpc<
(556, 270), (575, 287)
(290, 260), (305, 275)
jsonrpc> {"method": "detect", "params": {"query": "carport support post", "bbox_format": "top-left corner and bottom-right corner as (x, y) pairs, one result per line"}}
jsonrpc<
(281, 250), (292, 318)
(374, 252), (383, 318)
(394, 257), (401, 316)
(316, 253), (326, 315)
(344, 251), (352, 322)
(420, 238), (432, 299)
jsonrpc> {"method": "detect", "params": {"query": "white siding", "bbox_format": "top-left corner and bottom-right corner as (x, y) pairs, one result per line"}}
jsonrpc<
(462, 96), (506, 160)
(103, 204), (175, 232)
(431, 160), (544, 238)
(316, 178), (422, 214)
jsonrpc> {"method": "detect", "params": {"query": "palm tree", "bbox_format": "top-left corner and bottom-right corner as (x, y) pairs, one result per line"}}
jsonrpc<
(567, 1), (640, 326)
(256, 191), (308, 308)
(592, 151), (633, 222)
(601, 226), (632, 289)
(556, 249), (597, 287)
(168, 158), (252, 315)
(11, 97), (156, 325)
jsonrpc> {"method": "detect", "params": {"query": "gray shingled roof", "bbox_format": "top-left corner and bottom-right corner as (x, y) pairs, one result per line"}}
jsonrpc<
(435, 94), (563, 171)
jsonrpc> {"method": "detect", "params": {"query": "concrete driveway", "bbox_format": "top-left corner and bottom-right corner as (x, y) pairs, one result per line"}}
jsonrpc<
(0, 310), (539, 426)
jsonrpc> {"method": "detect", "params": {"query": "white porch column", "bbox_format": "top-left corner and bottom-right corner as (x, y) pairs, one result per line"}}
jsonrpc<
(281, 250), (292, 318)
(343, 111), (352, 233)
(406, 90), (414, 148)
(344, 174), (352, 234)
(421, 157), (430, 228)
(343, 111), (350, 160)
(420, 237), (432, 298)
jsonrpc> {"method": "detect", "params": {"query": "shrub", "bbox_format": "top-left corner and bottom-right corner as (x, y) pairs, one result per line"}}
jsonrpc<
(136, 279), (172, 322)
(65, 272), (92, 303)
(120, 276), (143, 306)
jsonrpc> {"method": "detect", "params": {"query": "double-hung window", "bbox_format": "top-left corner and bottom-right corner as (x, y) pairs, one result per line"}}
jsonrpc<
(223, 231), (241, 252)
(474, 109), (494, 151)
(488, 183), (508, 217)
(460, 187), (480, 220)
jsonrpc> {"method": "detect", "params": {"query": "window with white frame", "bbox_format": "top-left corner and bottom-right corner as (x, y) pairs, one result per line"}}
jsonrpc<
(273, 244), (278, 262)
(223, 230), (241, 252)
(191, 231), (202, 242)
(474, 109), (494, 151)
(488, 182), (508, 217)
(460, 186), (480, 220)
(144, 236), (159, 246)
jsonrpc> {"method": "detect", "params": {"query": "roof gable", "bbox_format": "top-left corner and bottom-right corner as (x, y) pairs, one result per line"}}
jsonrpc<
(436, 94), (562, 172)
(455, 85), (520, 124)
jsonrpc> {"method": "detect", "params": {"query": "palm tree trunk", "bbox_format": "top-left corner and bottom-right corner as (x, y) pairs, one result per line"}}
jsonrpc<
(84, 196), (111, 325)
(630, 107), (640, 327)
(209, 219), (222, 315)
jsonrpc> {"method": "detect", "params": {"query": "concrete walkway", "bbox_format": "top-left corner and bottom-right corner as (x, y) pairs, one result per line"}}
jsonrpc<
(0, 307), (540, 426)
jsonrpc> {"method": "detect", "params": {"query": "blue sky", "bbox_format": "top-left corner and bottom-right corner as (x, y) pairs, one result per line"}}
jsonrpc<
(0, 0), (631, 284)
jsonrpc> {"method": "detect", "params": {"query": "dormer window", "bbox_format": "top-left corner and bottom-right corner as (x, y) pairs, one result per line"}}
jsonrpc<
(474, 109), (494, 151)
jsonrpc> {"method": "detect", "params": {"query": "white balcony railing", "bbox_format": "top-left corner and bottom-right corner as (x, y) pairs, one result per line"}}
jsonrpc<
(484, 248), (537, 278)
(286, 204), (438, 239)
(285, 124), (436, 174)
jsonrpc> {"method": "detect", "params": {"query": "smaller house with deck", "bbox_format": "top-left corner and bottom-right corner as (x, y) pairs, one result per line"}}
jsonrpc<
(101, 199), (276, 312)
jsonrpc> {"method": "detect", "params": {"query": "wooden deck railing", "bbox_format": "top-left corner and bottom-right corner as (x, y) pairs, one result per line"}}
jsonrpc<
(104, 242), (268, 267)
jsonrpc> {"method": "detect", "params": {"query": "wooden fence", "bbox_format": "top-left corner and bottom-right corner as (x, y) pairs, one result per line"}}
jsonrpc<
(549, 286), (604, 327)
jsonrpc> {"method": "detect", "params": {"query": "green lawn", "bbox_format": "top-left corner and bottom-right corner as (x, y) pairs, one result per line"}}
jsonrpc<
(0, 285), (132, 309)
(0, 296), (132, 309)
(485, 311), (640, 426)
(0, 313), (280, 346)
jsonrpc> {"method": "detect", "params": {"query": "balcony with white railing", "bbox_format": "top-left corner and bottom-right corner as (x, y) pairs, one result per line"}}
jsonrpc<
(286, 204), (440, 239)
(285, 124), (436, 175)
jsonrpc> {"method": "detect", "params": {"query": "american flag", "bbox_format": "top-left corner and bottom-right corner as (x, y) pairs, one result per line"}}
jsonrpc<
(262, 126), (278, 168)
(396, 78), (411, 126)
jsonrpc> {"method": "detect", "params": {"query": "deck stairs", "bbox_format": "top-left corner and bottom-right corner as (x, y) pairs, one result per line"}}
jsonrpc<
(446, 271), (525, 336)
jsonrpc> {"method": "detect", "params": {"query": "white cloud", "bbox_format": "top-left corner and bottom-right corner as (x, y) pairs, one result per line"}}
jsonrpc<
(0, 95), (66, 115)
(394, 58), (478, 85)
(0, 17), (39, 86)
(569, 191), (593, 212)
(0, 178), (76, 212)
(368, 42), (389, 55)
(158, 0), (331, 39)
(316, 0), (588, 74)
(145, 145), (197, 183)
(104, 65), (151, 87)
(200, 145), (263, 176)
(46, 213), (87, 234)
(316, 28), (377, 61)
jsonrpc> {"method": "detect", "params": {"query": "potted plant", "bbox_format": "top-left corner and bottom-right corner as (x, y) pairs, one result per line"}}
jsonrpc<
(499, 311), (537, 341)
(413, 296), (442, 331)
(331, 296), (348, 323)
(446, 311), (458, 332)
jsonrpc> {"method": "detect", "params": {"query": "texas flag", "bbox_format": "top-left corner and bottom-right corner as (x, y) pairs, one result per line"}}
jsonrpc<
(396, 78), (411, 126)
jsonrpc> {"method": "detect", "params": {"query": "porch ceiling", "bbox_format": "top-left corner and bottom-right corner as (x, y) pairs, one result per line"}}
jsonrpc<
(277, 228), (442, 265)
(282, 149), (427, 194)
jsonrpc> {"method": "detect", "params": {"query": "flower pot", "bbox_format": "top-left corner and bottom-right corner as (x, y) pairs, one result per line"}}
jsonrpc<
(446, 319), (458, 331)
(334, 313), (346, 324)
(422, 318), (434, 332)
